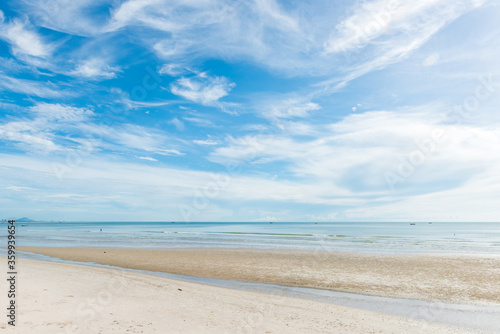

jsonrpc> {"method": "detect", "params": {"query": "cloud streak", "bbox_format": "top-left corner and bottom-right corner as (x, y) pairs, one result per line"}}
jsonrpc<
(70, 57), (120, 79)
(321, 0), (488, 88)
(170, 73), (235, 106)
(0, 18), (55, 57)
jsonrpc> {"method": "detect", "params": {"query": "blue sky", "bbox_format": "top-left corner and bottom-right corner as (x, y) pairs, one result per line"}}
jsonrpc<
(1, 0), (500, 222)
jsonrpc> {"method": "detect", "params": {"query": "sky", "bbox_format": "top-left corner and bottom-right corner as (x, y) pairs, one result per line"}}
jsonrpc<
(0, 0), (500, 222)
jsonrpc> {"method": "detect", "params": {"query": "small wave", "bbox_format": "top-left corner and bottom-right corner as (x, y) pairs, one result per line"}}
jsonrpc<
(223, 232), (316, 237)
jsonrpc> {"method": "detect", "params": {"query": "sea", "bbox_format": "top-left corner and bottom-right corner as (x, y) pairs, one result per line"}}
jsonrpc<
(5, 221), (500, 255)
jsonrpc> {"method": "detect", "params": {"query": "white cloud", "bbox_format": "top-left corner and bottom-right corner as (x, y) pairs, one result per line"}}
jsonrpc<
(0, 103), (94, 153)
(0, 72), (64, 98)
(266, 99), (320, 120)
(123, 100), (174, 109)
(154, 39), (192, 59)
(103, 0), (313, 74)
(107, 0), (184, 33)
(0, 152), (355, 221)
(14, 0), (488, 86)
(71, 58), (120, 79)
(159, 63), (185, 76)
(0, 19), (54, 57)
(170, 73), (235, 106)
(0, 102), (184, 157)
(422, 53), (440, 67)
(193, 139), (219, 146)
(0, 120), (59, 152)
(158, 149), (185, 156)
(253, 0), (299, 32)
(4, 186), (33, 192)
(2, 102), (500, 221)
(211, 104), (500, 198)
(169, 118), (185, 131)
(351, 103), (362, 112)
(14, 0), (489, 85)
(342, 167), (500, 222)
(80, 123), (182, 156)
(278, 121), (318, 136)
(324, 0), (484, 54)
(30, 103), (94, 122)
(320, 0), (488, 88)
(139, 156), (158, 161)
(47, 193), (91, 199)
(17, 0), (110, 36)
(182, 116), (216, 128)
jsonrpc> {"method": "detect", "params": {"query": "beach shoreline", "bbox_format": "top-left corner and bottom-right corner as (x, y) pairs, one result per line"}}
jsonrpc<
(18, 246), (500, 305)
(0, 257), (485, 333)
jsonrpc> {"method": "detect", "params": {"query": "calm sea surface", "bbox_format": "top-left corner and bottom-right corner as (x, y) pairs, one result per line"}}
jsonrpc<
(4, 221), (500, 254)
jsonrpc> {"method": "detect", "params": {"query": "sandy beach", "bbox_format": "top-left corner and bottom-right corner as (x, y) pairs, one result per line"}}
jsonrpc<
(18, 247), (500, 305)
(0, 257), (482, 333)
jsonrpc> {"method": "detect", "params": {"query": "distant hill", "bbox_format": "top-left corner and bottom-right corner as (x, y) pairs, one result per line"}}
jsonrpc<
(15, 217), (36, 222)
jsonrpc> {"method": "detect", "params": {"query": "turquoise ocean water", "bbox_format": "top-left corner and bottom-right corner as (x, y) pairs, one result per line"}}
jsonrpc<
(4, 221), (500, 254)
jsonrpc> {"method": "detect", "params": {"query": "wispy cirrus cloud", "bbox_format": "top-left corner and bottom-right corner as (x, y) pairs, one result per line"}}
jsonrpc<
(30, 102), (94, 122)
(77, 123), (185, 156)
(0, 102), (185, 157)
(98, 0), (313, 73)
(0, 103), (93, 152)
(15, 0), (489, 83)
(70, 57), (120, 80)
(0, 123), (60, 152)
(0, 17), (55, 58)
(170, 73), (235, 106)
(4, 185), (34, 191)
(193, 138), (219, 146)
(265, 98), (321, 121)
(106, 0), (185, 33)
(321, 0), (489, 88)
(16, 0), (110, 36)
(182, 116), (217, 128)
(0, 72), (64, 98)
(324, 0), (444, 54)
(138, 156), (157, 162)
(159, 63), (186, 77)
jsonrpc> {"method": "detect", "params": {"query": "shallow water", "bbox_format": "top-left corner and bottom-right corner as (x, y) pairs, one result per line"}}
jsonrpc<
(3, 221), (500, 255)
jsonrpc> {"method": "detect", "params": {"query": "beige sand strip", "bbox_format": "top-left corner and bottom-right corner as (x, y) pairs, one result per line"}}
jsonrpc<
(18, 247), (500, 304)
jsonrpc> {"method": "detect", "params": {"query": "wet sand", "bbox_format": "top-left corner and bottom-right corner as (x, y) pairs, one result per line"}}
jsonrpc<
(0, 258), (480, 333)
(18, 247), (500, 305)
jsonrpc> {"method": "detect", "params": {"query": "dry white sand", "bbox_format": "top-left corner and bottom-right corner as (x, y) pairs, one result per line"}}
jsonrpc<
(0, 258), (478, 334)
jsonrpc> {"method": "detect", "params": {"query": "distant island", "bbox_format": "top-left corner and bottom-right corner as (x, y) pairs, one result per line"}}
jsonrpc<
(2, 217), (36, 223)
